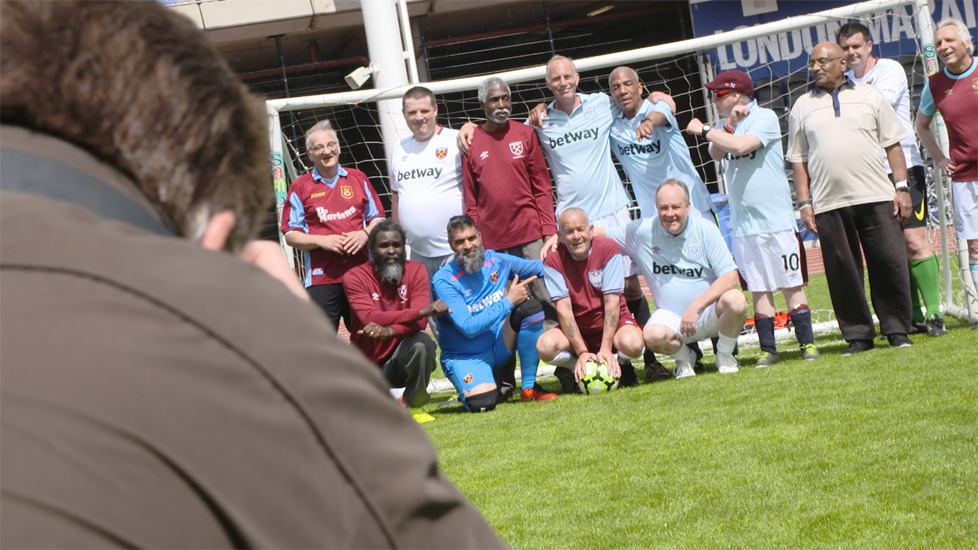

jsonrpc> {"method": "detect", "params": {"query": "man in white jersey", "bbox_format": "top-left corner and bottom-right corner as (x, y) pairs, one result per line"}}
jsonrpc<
(838, 22), (946, 337)
(596, 180), (749, 378)
(608, 66), (714, 220)
(686, 70), (820, 366)
(390, 86), (464, 282)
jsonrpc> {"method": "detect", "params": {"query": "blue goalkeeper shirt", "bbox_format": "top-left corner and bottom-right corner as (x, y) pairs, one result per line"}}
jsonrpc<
(433, 250), (545, 358)
(530, 92), (630, 220)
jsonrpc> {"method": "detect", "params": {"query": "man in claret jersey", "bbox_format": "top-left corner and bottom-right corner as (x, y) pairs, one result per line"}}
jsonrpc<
(914, 18), (978, 331)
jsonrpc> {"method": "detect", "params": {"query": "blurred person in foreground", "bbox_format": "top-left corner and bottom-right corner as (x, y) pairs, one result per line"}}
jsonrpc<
(0, 1), (506, 548)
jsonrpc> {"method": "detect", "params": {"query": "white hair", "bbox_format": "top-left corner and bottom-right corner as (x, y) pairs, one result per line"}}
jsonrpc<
(304, 120), (336, 150)
(477, 76), (510, 104)
(936, 18), (974, 55)
(545, 55), (577, 81)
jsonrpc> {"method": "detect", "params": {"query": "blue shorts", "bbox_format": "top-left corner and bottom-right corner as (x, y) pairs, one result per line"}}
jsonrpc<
(440, 322), (514, 398)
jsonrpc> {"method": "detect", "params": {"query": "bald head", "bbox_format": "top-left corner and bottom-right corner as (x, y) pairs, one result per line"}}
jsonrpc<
(557, 207), (592, 259)
(809, 42), (847, 89)
(608, 66), (639, 85)
(814, 42), (844, 57)
(558, 207), (589, 230)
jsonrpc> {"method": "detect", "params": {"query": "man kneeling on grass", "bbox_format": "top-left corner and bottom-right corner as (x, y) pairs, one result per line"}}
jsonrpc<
(537, 208), (645, 393)
(596, 179), (749, 378)
(433, 215), (559, 412)
(343, 220), (450, 422)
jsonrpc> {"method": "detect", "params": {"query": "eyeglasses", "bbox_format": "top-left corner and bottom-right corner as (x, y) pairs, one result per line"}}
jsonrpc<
(711, 89), (735, 99)
(310, 141), (339, 153)
(807, 56), (843, 69)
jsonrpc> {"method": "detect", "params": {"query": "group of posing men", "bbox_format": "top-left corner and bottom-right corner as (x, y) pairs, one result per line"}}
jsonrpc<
(281, 18), (977, 413)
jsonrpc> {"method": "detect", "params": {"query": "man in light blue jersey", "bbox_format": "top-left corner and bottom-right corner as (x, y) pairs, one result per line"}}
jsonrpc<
(687, 70), (820, 366)
(530, 55), (632, 224)
(608, 66), (714, 220)
(597, 180), (748, 378)
(433, 215), (559, 411)
(534, 56), (682, 381)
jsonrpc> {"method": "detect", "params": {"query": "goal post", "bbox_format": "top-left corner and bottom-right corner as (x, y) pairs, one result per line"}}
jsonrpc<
(267, 0), (977, 326)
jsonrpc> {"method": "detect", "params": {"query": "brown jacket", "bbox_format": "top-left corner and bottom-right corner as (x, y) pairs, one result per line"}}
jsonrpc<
(0, 126), (506, 549)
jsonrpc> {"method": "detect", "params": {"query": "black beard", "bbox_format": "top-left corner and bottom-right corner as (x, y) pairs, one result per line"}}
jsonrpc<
(456, 245), (485, 274)
(374, 255), (405, 286)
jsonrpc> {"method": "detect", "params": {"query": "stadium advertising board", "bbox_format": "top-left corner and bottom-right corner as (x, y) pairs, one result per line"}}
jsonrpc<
(689, 0), (977, 78)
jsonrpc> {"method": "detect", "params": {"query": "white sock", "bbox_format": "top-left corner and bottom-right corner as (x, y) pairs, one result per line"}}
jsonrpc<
(671, 344), (694, 364)
(389, 387), (405, 399)
(716, 334), (737, 355)
(549, 350), (576, 368)
(618, 349), (643, 362)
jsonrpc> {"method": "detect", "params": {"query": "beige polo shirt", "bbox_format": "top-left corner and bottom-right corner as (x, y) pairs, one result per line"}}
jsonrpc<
(786, 81), (906, 214)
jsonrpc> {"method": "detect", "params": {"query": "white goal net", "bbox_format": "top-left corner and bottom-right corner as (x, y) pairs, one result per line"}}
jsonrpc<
(267, 0), (977, 331)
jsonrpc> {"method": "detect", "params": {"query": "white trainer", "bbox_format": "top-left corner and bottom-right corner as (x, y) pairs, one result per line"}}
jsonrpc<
(673, 360), (696, 379)
(671, 345), (696, 379)
(716, 352), (740, 374)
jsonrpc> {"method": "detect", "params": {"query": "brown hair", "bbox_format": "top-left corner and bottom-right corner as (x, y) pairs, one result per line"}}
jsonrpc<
(402, 86), (437, 111)
(0, 0), (270, 250)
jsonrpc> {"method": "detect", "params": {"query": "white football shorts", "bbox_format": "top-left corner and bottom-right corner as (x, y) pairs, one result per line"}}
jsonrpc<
(952, 180), (978, 240)
(647, 302), (719, 344)
(731, 230), (804, 292)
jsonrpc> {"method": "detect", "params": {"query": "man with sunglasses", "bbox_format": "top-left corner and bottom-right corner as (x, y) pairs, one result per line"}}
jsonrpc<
(786, 42), (914, 356)
(686, 70), (820, 366)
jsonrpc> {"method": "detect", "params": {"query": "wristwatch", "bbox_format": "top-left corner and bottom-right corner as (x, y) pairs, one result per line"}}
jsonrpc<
(894, 180), (910, 192)
(701, 124), (712, 138)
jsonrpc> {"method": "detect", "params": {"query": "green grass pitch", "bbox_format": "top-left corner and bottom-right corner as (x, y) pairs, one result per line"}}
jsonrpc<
(419, 273), (978, 549)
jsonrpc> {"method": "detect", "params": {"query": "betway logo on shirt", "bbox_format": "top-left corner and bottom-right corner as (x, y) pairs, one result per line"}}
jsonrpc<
(548, 127), (599, 149)
(616, 140), (661, 156)
(316, 205), (356, 223)
(396, 167), (443, 181)
(468, 289), (504, 313)
(726, 150), (757, 161)
(652, 262), (703, 278)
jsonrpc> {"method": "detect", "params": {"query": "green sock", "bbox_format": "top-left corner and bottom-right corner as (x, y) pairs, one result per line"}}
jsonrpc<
(907, 262), (923, 322)
(909, 255), (941, 320)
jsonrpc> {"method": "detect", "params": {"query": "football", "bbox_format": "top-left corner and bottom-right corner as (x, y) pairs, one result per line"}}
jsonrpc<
(577, 361), (619, 394)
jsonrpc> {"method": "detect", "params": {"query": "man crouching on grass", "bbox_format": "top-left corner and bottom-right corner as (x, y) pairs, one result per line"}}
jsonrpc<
(537, 208), (645, 393)
(343, 220), (450, 420)
(433, 215), (559, 411)
(596, 180), (749, 379)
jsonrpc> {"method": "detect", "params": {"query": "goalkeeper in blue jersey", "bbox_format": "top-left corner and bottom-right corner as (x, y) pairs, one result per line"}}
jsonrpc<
(433, 215), (559, 412)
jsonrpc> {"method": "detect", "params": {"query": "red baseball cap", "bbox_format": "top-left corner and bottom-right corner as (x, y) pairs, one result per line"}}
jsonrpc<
(705, 70), (754, 96)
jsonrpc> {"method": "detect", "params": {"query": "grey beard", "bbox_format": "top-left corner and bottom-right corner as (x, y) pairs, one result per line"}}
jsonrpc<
(456, 246), (485, 274)
(377, 261), (404, 286)
(489, 109), (511, 124)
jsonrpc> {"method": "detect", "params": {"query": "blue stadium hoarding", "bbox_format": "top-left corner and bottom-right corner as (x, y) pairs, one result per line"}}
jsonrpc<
(689, 0), (978, 78)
